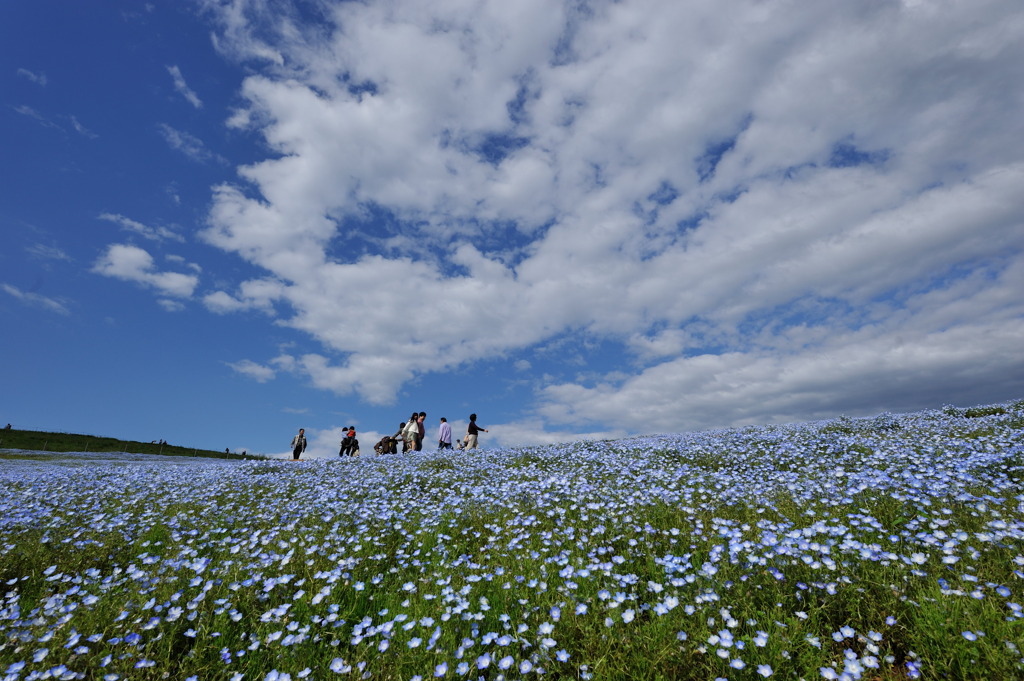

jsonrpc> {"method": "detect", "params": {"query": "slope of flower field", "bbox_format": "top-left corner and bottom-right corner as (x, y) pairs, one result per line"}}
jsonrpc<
(2, 402), (1023, 680)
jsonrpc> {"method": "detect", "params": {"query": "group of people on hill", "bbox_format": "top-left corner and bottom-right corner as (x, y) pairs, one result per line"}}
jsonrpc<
(288, 413), (488, 460)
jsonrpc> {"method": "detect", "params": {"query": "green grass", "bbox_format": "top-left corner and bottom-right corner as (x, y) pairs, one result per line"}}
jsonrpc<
(1, 401), (1023, 680)
(0, 427), (264, 460)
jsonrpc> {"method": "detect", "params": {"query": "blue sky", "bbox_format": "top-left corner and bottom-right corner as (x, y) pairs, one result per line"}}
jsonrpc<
(3, 0), (1023, 459)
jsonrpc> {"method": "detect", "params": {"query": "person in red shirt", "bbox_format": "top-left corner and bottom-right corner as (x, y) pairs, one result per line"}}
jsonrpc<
(339, 426), (357, 456)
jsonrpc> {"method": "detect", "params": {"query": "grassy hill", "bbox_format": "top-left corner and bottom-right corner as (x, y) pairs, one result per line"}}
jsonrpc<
(1, 400), (1022, 679)
(0, 427), (263, 460)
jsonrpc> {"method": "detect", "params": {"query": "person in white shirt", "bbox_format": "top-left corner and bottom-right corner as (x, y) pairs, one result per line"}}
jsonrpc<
(403, 413), (420, 452)
(437, 417), (452, 449)
(290, 428), (307, 460)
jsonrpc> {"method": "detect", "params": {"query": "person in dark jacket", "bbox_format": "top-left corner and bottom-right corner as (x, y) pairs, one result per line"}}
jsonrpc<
(465, 413), (488, 450)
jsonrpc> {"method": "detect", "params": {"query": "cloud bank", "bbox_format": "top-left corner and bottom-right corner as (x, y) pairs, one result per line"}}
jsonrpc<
(191, 0), (1024, 439)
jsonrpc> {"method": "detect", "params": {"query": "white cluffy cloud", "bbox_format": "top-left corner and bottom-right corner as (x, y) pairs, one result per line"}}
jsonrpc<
(26, 243), (72, 262)
(158, 123), (225, 164)
(227, 359), (276, 383)
(195, 0), (1024, 437)
(167, 65), (203, 108)
(92, 244), (199, 301)
(17, 68), (47, 86)
(14, 105), (97, 138)
(2, 283), (69, 316)
(98, 213), (184, 243)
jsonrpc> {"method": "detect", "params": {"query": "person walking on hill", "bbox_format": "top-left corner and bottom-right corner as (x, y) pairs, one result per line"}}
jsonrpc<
(374, 434), (396, 455)
(437, 417), (452, 450)
(397, 422), (409, 453)
(339, 426), (357, 456)
(465, 413), (488, 450)
(403, 413), (419, 452)
(416, 412), (426, 451)
(291, 428), (307, 460)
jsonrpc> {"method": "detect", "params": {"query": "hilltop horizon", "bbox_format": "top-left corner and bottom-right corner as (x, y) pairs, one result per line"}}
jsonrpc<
(5, 397), (1019, 460)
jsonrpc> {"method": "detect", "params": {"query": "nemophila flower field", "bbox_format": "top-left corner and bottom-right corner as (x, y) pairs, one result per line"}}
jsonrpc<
(2, 403), (1023, 681)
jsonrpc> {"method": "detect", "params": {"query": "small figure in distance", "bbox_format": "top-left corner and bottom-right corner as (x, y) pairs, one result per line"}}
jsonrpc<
(374, 435), (394, 455)
(437, 417), (452, 450)
(384, 423), (403, 454)
(403, 413), (420, 452)
(397, 422), (409, 453)
(339, 426), (357, 457)
(415, 412), (427, 451)
(465, 413), (488, 450)
(291, 428), (307, 461)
